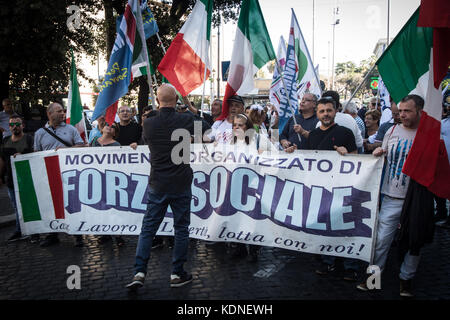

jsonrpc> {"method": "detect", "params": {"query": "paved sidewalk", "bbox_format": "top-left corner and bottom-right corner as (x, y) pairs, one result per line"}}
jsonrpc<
(1, 222), (449, 300)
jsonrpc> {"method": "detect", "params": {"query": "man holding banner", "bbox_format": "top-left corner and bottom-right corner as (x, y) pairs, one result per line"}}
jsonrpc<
(280, 92), (319, 150)
(306, 97), (360, 281)
(358, 95), (424, 297)
(33, 102), (86, 247)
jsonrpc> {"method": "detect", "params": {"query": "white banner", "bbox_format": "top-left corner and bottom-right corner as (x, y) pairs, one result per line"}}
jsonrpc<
(12, 145), (383, 262)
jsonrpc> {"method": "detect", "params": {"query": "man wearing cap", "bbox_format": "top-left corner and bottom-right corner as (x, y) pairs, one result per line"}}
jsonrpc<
(206, 95), (245, 144)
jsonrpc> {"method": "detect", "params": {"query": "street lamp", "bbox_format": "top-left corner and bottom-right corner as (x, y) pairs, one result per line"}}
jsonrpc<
(331, 7), (339, 90)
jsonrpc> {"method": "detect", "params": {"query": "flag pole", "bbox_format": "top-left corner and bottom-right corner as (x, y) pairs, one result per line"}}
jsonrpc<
(136, 4), (156, 108)
(343, 62), (377, 109)
(273, 58), (302, 143)
(200, 58), (208, 117)
(156, 33), (167, 54)
(264, 35), (302, 143)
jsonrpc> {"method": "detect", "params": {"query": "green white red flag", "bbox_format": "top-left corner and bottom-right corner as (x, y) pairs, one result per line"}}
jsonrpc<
(158, 0), (212, 97)
(291, 9), (321, 98)
(66, 50), (87, 143)
(217, 0), (276, 120)
(377, 3), (450, 199)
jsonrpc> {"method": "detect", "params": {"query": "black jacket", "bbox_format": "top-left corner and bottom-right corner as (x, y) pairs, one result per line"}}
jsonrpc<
(397, 179), (435, 258)
(143, 107), (195, 193)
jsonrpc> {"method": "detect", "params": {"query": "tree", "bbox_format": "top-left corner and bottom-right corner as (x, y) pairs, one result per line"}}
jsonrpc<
(334, 55), (378, 101)
(0, 0), (102, 117)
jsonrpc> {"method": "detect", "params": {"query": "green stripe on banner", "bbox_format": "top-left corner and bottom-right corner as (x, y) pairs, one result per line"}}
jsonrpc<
(14, 160), (41, 222)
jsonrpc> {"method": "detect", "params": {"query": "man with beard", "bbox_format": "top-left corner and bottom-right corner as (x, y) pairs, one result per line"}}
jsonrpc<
(0, 114), (34, 241)
(305, 97), (359, 281)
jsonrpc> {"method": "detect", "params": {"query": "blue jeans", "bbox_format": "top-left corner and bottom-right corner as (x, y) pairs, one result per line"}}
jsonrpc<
(7, 187), (21, 233)
(134, 188), (191, 275)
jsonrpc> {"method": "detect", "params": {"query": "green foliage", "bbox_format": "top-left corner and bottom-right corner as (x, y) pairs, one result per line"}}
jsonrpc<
(0, 0), (102, 103)
(334, 55), (379, 100)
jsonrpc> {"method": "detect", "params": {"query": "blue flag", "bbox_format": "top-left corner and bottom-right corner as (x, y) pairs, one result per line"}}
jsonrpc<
(141, 1), (158, 38)
(93, 0), (138, 121)
(278, 25), (299, 133)
(116, 1), (158, 39)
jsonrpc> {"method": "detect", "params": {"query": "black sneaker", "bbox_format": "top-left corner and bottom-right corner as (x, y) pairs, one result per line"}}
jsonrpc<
(356, 281), (369, 291)
(343, 269), (358, 282)
(151, 236), (164, 249)
(126, 272), (146, 290)
(40, 234), (60, 247)
(315, 263), (336, 275)
(230, 244), (247, 258)
(7, 231), (27, 243)
(247, 245), (259, 263)
(98, 235), (112, 244)
(436, 218), (450, 229)
(30, 234), (40, 244)
(116, 236), (125, 247)
(400, 279), (414, 298)
(170, 272), (193, 288)
(74, 235), (84, 247)
(166, 237), (174, 249)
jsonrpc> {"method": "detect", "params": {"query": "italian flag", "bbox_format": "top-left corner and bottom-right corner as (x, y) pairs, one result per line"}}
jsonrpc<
(217, 0), (276, 120)
(157, 0), (212, 97)
(291, 9), (321, 98)
(66, 50), (87, 143)
(13, 154), (65, 235)
(377, 3), (450, 199)
(131, 0), (153, 79)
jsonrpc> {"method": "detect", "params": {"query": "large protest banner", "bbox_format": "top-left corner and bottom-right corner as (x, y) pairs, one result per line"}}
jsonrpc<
(12, 145), (383, 262)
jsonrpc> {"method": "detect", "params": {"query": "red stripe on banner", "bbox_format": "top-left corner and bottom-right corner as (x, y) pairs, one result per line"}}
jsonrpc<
(44, 156), (65, 219)
(158, 33), (210, 97)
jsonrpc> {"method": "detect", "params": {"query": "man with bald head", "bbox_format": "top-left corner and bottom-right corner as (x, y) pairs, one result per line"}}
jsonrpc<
(34, 102), (85, 247)
(127, 83), (195, 290)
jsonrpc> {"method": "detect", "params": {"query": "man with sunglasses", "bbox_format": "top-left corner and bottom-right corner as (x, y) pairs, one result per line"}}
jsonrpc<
(0, 114), (34, 242)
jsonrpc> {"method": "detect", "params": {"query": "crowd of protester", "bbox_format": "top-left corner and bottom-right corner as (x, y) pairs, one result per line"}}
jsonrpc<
(1, 86), (449, 296)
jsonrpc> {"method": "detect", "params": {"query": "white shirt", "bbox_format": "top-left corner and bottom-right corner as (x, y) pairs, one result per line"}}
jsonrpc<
(208, 119), (233, 144)
(380, 108), (392, 126)
(381, 124), (417, 199)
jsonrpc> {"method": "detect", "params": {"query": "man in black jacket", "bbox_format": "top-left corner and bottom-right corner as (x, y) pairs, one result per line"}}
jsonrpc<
(126, 84), (195, 290)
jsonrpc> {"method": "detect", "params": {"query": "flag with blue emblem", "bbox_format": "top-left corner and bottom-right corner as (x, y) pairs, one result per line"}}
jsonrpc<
(92, 0), (138, 121)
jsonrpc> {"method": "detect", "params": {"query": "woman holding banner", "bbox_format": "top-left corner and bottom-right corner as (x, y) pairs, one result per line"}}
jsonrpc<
(229, 113), (296, 261)
(89, 122), (125, 246)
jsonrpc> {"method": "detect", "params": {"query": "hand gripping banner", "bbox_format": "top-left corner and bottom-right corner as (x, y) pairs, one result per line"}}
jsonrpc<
(12, 145), (383, 262)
